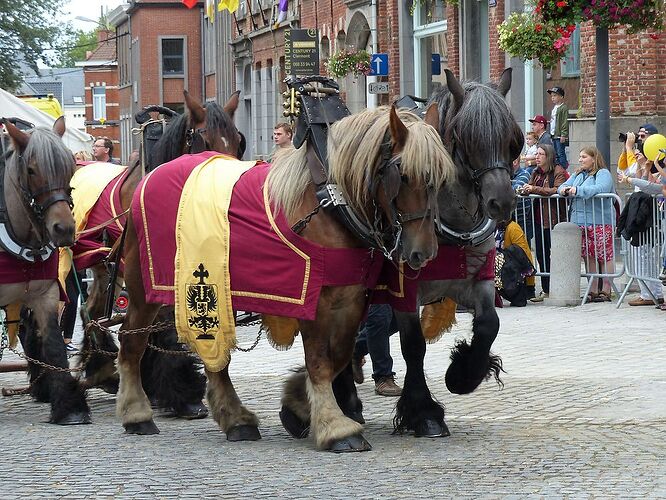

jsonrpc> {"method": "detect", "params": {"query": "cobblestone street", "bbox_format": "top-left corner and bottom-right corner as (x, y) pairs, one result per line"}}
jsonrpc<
(1, 302), (665, 498)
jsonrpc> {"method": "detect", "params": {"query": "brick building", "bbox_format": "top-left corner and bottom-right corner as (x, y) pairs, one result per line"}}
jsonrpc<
(109, 0), (210, 163)
(78, 30), (120, 158)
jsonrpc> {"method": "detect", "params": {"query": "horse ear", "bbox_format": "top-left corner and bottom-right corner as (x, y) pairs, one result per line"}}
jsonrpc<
(183, 90), (206, 125)
(497, 68), (512, 97)
(2, 119), (30, 151)
(389, 105), (408, 150)
(53, 116), (66, 137)
(224, 91), (241, 118)
(444, 69), (464, 113)
(424, 103), (440, 131)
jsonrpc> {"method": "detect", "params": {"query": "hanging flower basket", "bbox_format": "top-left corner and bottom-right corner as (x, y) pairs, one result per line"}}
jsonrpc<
(325, 50), (372, 79)
(534, 0), (664, 33)
(498, 12), (572, 69)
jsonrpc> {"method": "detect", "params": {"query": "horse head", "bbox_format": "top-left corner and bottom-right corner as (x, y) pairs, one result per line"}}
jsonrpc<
(149, 91), (245, 169)
(329, 106), (454, 270)
(2, 116), (76, 247)
(432, 68), (524, 222)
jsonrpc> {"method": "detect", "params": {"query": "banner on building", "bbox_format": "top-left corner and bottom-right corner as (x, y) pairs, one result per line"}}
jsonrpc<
(284, 29), (320, 76)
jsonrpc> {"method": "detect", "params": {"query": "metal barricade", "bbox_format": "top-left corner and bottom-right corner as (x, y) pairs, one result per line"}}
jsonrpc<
(514, 192), (624, 304)
(617, 193), (665, 308)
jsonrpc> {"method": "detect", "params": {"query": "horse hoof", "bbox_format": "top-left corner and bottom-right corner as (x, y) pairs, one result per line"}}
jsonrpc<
(53, 412), (92, 425)
(329, 434), (372, 453)
(279, 406), (310, 439)
(175, 402), (209, 420)
(414, 419), (450, 438)
(345, 410), (365, 425)
(227, 425), (261, 442)
(124, 420), (160, 435)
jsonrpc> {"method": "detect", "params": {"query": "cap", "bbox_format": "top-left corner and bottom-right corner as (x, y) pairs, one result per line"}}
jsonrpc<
(529, 115), (549, 125)
(640, 123), (658, 135)
(547, 86), (565, 97)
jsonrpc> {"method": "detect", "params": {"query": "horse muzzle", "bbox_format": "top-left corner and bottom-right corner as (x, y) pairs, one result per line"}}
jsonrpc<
(50, 221), (76, 247)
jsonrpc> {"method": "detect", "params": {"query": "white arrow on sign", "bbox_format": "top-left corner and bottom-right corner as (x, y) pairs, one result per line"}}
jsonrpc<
(372, 57), (383, 74)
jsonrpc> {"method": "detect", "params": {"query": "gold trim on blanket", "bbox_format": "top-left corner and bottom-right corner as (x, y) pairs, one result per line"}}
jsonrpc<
(109, 173), (127, 232)
(228, 181), (310, 305)
(140, 167), (175, 291)
(74, 247), (112, 260)
(374, 262), (405, 298)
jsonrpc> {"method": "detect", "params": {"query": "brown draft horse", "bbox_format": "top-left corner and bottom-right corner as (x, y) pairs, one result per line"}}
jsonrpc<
(78, 91), (242, 417)
(116, 105), (455, 451)
(0, 118), (90, 424)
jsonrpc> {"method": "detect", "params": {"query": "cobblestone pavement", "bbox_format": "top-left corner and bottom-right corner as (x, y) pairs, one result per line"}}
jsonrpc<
(1, 301), (665, 498)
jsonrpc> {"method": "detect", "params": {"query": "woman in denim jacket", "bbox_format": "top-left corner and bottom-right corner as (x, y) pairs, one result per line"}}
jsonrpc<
(558, 146), (616, 301)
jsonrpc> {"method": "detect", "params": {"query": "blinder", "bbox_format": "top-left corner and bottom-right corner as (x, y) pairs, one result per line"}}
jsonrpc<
(185, 127), (208, 154)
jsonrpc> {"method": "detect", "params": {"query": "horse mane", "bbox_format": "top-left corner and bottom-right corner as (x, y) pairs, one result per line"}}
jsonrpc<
(430, 81), (524, 163)
(267, 106), (454, 219)
(148, 101), (237, 169)
(5, 128), (74, 188)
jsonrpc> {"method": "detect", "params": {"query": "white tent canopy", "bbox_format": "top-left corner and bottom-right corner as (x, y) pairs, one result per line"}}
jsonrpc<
(0, 87), (93, 153)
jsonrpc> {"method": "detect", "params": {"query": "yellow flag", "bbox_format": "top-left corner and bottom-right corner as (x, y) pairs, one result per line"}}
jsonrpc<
(206, 0), (215, 21)
(217, 0), (240, 13)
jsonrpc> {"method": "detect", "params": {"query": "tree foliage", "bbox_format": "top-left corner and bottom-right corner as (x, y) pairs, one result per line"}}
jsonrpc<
(0, 0), (66, 91)
(55, 28), (99, 68)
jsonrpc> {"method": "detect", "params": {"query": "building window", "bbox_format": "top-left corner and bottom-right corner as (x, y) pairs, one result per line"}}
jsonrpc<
(561, 25), (580, 77)
(413, 1), (449, 98)
(162, 38), (185, 75)
(92, 86), (106, 120)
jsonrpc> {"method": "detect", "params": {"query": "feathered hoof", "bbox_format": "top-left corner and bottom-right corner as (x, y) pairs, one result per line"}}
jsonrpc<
(226, 425), (261, 442)
(328, 433), (372, 453)
(124, 420), (160, 435)
(414, 419), (450, 438)
(279, 406), (310, 439)
(174, 402), (209, 420)
(52, 411), (92, 426)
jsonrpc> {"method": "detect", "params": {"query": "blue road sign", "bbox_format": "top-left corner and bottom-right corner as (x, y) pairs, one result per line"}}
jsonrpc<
(369, 53), (389, 76)
(431, 54), (441, 76)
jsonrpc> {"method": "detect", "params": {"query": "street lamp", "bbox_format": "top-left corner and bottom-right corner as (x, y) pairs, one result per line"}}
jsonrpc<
(74, 15), (111, 30)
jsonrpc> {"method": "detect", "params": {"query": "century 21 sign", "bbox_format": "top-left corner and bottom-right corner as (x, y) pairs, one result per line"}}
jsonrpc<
(284, 29), (320, 76)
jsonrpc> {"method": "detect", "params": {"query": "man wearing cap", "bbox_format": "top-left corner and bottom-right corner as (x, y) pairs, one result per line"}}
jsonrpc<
(638, 123), (658, 143)
(529, 115), (553, 147)
(548, 86), (569, 169)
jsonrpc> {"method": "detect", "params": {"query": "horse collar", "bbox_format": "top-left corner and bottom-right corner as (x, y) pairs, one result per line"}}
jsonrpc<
(0, 151), (55, 262)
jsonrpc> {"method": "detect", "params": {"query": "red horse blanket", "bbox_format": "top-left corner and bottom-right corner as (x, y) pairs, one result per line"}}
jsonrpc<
(0, 250), (59, 287)
(132, 151), (384, 321)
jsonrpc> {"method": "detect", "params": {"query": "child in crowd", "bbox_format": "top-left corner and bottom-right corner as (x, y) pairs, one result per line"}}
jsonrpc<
(521, 132), (538, 168)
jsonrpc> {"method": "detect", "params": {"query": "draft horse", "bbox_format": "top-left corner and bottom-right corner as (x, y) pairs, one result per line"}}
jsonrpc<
(279, 68), (524, 440)
(116, 104), (454, 451)
(0, 117), (90, 424)
(80, 91), (243, 419)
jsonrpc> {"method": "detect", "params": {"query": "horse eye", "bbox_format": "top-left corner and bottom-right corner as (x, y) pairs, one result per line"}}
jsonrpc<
(27, 167), (36, 176)
(401, 175), (409, 184)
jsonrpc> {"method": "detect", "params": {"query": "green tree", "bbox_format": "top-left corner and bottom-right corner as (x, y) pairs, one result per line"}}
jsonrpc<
(55, 28), (99, 68)
(0, 0), (66, 91)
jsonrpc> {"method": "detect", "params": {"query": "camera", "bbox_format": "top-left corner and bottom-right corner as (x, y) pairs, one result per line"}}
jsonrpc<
(619, 131), (641, 143)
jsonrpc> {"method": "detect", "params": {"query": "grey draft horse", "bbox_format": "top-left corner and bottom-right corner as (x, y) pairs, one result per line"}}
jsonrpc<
(0, 118), (90, 424)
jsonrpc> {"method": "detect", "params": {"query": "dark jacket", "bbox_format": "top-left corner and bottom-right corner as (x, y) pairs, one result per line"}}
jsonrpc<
(616, 192), (654, 247)
(527, 165), (568, 229)
(537, 131), (553, 147)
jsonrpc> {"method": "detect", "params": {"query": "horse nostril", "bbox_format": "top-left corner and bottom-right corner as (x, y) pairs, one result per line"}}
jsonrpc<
(53, 223), (64, 235)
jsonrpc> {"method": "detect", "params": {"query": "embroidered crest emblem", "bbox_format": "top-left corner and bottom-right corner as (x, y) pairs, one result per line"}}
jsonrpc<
(186, 263), (219, 339)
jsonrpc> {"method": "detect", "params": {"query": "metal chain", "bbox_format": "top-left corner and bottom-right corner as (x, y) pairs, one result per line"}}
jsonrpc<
(234, 327), (263, 352)
(0, 319), (8, 363)
(86, 319), (175, 337)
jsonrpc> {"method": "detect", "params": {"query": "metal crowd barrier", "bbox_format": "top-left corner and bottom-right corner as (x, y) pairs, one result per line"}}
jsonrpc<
(617, 193), (665, 308)
(513, 192), (624, 305)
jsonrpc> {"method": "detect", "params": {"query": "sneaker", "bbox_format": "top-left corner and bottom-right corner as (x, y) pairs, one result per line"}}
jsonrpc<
(529, 292), (548, 303)
(659, 267), (666, 281)
(65, 342), (78, 352)
(374, 376), (402, 397)
(352, 356), (365, 385)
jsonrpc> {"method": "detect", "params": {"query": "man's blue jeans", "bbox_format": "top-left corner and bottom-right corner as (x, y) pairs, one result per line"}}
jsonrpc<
(353, 304), (398, 381)
(553, 138), (569, 169)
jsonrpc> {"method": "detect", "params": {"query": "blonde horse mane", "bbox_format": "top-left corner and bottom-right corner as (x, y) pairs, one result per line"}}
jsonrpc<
(267, 106), (454, 219)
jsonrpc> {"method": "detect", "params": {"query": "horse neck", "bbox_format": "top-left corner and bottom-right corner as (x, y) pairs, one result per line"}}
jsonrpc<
(3, 163), (41, 245)
(438, 164), (483, 232)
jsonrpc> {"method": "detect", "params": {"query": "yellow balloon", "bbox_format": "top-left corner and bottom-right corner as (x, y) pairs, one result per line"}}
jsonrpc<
(643, 133), (666, 162)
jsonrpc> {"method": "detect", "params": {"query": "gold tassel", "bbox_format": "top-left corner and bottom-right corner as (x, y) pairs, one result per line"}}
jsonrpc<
(420, 298), (457, 344)
(262, 314), (299, 350)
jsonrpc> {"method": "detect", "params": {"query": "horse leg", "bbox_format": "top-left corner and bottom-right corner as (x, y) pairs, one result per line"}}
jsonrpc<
(206, 362), (260, 441)
(27, 288), (91, 425)
(446, 281), (504, 395)
(19, 308), (49, 402)
(393, 310), (449, 438)
(116, 226), (161, 435)
(80, 263), (119, 394)
(141, 307), (208, 420)
(279, 363), (364, 440)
